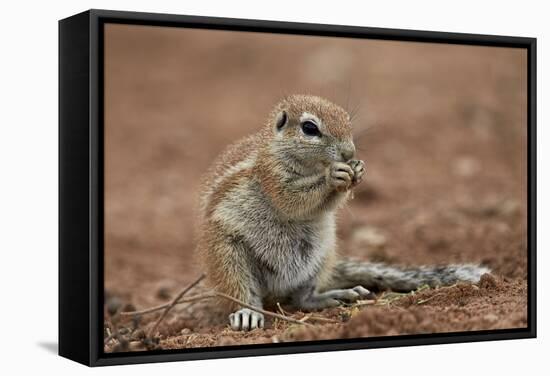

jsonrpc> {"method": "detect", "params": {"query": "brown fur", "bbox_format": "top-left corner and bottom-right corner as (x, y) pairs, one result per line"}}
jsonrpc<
(197, 94), (355, 316)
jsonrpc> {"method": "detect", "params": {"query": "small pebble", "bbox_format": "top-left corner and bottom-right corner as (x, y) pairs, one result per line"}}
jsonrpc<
(129, 341), (146, 351)
(123, 303), (136, 312)
(479, 273), (498, 289)
(483, 313), (499, 323)
(132, 329), (146, 340)
(453, 156), (480, 178)
(352, 226), (387, 251)
(157, 287), (172, 300)
(106, 297), (122, 316)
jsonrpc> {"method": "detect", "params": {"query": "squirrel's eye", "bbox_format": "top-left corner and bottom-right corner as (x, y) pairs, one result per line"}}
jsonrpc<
(301, 121), (321, 137)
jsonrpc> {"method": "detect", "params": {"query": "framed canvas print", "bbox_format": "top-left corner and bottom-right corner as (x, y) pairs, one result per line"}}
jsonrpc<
(59, 9), (536, 366)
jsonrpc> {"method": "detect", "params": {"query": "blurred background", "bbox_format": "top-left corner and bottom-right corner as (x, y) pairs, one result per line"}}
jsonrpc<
(104, 23), (527, 346)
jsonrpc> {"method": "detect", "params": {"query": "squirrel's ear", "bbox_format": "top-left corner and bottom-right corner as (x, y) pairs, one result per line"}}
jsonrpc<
(275, 111), (288, 131)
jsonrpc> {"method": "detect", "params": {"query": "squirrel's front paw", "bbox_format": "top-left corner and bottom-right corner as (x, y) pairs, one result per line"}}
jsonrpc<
(229, 308), (264, 331)
(348, 159), (365, 187)
(329, 162), (354, 192)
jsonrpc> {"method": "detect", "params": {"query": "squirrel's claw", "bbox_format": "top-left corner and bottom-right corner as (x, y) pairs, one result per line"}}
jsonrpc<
(349, 159), (366, 186)
(229, 308), (264, 331)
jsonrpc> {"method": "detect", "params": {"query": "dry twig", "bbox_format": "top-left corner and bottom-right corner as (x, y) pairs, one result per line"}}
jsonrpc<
(305, 315), (341, 324)
(103, 331), (118, 346)
(213, 291), (314, 327)
(147, 273), (206, 337)
(276, 302), (288, 316)
(121, 288), (313, 328)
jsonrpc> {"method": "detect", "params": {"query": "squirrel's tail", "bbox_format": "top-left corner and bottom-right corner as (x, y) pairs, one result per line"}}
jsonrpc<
(329, 258), (490, 292)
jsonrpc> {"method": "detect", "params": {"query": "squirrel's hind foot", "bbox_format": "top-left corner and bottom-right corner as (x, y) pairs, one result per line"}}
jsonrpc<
(322, 285), (374, 303)
(296, 285), (374, 310)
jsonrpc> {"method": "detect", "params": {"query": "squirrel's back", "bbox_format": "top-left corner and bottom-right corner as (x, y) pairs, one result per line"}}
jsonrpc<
(199, 133), (263, 218)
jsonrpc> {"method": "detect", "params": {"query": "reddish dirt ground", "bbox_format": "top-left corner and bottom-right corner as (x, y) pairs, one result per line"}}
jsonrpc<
(102, 24), (528, 352)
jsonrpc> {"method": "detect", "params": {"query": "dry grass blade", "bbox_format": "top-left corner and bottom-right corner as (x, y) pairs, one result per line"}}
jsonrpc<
(299, 315), (311, 323)
(353, 299), (377, 307)
(416, 293), (444, 305)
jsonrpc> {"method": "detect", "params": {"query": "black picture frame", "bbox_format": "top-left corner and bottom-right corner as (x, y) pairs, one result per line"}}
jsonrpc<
(59, 9), (537, 367)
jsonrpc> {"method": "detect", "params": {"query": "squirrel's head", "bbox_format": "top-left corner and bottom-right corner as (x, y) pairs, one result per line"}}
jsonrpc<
(268, 95), (355, 167)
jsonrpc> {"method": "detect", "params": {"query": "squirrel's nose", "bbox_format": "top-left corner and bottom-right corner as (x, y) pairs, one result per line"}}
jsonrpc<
(340, 144), (356, 161)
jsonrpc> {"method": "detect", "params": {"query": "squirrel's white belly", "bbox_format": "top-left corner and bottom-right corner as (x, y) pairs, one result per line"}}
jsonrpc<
(211, 180), (337, 297)
(263, 219), (335, 296)
(244, 211), (337, 296)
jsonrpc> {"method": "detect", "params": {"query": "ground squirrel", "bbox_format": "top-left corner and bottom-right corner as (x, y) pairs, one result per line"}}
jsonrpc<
(197, 94), (489, 331)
